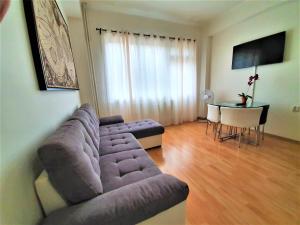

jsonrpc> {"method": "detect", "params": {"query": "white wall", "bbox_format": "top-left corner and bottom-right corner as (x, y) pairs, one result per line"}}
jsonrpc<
(86, 9), (201, 39)
(67, 2), (299, 140)
(68, 17), (93, 105)
(209, 1), (300, 141)
(0, 1), (81, 224)
(205, 1), (286, 36)
(71, 8), (204, 117)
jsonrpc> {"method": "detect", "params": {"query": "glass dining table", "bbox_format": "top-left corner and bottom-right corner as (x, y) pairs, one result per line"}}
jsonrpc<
(210, 102), (270, 141)
(211, 101), (269, 108)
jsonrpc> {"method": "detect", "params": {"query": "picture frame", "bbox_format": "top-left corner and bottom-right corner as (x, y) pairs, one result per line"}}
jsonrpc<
(23, 0), (79, 90)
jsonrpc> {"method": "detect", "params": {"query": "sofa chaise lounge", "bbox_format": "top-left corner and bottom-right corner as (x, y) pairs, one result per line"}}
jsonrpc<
(35, 104), (189, 225)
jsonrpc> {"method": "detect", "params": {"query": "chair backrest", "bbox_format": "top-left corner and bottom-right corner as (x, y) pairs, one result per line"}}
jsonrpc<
(220, 107), (263, 128)
(259, 105), (270, 125)
(207, 104), (220, 123)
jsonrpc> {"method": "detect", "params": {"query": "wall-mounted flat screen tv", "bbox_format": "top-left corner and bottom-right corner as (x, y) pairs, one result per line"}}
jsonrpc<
(232, 31), (286, 69)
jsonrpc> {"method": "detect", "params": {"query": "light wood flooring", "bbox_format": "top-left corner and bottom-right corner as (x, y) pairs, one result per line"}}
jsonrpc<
(147, 122), (300, 225)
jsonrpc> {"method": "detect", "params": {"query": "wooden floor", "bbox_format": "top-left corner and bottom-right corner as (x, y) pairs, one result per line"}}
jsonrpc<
(147, 122), (300, 225)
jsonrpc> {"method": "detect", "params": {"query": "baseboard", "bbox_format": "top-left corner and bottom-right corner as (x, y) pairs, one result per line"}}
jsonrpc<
(263, 132), (300, 143)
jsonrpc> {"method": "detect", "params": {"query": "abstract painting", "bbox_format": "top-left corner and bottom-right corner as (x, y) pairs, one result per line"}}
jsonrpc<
(24, 0), (79, 90)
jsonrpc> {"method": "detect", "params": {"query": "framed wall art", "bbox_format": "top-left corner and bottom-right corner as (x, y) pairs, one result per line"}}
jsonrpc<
(23, 0), (79, 90)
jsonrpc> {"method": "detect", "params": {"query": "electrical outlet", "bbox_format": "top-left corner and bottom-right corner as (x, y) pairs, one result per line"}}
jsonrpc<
(292, 106), (300, 112)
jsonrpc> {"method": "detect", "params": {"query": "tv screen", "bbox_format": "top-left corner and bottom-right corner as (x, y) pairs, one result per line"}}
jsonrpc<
(232, 31), (286, 69)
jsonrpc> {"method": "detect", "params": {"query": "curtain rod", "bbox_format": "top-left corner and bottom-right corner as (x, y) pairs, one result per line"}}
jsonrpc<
(95, 28), (196, 42)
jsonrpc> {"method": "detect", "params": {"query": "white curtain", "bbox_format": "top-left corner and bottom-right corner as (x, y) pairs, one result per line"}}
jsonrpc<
(95, 31), (197, 125)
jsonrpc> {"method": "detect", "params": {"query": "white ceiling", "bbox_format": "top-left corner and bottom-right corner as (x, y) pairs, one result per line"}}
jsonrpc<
(82, 0), (245, 26)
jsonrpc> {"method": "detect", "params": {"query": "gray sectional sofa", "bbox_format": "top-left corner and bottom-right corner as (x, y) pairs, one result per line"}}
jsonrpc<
(35, 104), (189, 225)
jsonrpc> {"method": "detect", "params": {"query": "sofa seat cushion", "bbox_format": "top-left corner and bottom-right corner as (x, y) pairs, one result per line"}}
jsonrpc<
(38, 120), (103, 204)
(99, 119), (164, 139)
(100, 149), (161, 192)
(99, 133), (142, 156)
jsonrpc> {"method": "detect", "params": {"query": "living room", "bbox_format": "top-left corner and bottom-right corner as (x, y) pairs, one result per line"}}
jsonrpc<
(1, 0), (299, 225)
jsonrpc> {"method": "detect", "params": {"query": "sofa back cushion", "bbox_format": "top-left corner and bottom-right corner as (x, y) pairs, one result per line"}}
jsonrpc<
(38, 120), (103, 204)
(69, 109), (100, 150)
(79, 104), (99, 126)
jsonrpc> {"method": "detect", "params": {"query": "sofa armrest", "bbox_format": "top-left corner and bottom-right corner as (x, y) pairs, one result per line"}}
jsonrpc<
(41, 174), (189, 225)
(99, 115), (124, 126)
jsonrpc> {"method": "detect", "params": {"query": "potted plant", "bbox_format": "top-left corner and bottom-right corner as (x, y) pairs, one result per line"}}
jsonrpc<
(238, 74), (259, 105)
(238, 93), (252, 105)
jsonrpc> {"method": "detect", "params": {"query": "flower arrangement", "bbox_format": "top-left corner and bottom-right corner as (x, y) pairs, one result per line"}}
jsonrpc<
(238, 74), (259, 104)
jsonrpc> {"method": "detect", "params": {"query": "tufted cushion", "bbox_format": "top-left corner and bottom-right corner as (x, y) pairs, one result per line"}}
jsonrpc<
(69, 109), (100, 150)
(38, 120), (103, 204)
(79, 104), (99, 127)
(100, 149), (161, 192)
(99, 133), (142, 156)
(99, 119), (164, 139)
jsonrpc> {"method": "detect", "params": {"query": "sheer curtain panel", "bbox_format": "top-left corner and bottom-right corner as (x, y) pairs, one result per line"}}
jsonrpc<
(95, 31), (197, 126)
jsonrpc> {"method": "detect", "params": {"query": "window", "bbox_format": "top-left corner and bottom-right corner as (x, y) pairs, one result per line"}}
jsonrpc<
(96, 31), (198, 125)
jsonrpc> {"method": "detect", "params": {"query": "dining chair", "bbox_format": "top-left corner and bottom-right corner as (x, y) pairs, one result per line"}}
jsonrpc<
(219, 107), (263, 147)
(206, 104), (220, 140)
(259, 105), (270, 140)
